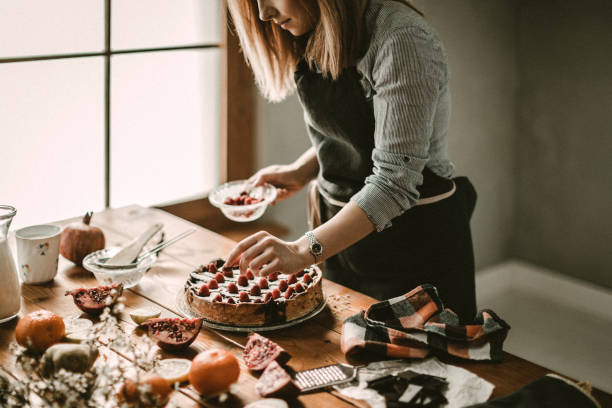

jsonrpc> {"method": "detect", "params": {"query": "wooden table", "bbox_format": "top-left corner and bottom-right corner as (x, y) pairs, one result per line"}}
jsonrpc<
(1, 205), (610, 407)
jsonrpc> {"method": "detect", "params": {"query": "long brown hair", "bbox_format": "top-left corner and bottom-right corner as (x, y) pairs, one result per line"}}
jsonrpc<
(227, 0), (421, 102)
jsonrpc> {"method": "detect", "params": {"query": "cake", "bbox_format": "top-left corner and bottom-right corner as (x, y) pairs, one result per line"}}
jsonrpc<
(184, 259), (324, 327)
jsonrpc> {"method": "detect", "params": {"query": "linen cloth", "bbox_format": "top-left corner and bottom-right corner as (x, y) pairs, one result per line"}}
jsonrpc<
(341, 284), (510, 361)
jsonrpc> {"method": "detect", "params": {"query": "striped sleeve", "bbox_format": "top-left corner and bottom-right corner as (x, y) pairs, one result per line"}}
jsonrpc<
(350, 27), (447, 231)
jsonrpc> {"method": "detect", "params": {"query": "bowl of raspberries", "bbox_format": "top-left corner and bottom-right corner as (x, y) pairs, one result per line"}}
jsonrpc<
(209, 180), (277, 222)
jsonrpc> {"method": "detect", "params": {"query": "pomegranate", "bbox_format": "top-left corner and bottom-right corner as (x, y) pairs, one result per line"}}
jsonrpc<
(65, 283), (123, 315)
(141, 317), (202, 353)
(243, 333), (290, 371)
(255, 360), (299, 399)
(59, 211), (105, 266)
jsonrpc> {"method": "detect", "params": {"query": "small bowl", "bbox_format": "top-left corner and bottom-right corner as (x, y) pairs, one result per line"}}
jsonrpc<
(82, 247), (157, 289)
(209, 180), (277, 222)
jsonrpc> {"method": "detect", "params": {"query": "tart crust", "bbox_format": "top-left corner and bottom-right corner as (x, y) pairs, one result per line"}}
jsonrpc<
(184, 262), (324, 327)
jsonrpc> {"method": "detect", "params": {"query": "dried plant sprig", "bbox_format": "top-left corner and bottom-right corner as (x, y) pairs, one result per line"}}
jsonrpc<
(0, 299), (166, 408)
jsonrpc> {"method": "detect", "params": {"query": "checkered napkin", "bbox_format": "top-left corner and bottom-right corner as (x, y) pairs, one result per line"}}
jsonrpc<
(341, 284), (510, 361)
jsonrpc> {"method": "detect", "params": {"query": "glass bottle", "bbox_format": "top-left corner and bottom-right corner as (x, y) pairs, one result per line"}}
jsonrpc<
(0, 205), (21, 323)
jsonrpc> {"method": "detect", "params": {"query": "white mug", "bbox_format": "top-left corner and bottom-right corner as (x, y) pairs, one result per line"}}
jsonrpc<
(15, 224), (61, 284)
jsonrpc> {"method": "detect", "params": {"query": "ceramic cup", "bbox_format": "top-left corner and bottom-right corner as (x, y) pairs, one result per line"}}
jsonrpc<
(15, 224), (61, 284)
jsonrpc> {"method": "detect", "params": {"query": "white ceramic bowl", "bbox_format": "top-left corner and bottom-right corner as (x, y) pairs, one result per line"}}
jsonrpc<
(209, 180), (277, 222)
(82, 247), (156, 288)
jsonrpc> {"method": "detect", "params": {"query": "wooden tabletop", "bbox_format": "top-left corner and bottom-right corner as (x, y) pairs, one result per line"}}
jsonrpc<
(1, 205), (610, 407)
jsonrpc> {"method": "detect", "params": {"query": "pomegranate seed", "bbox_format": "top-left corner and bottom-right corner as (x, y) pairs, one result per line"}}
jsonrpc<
(288, 274), (297, 284)
(208, 263), (218, 273)
(268, 272), (278, 281)
(245, 269), (255, 280)
(278, 280), (288, 292)
(295, 283), (305, 293)
(212, 294), (223, 302)
(285, 287), (295, 299)
(214, 272), (225, 283)
(227, 282), (238, 293)
(258, 277), (269, 289)
(227, 297), (236, 304)
(271, 288), (281, 299)
(208, 279), (218, 290)
(303, 273), (313, 284)
(237, 275), (248, 287)
(250, 284), (261, 296)
(198, 284), (210, 297)
(264, 293), (273, 303)
(223, 267), (234, 278)
(239, 291), (250, 302)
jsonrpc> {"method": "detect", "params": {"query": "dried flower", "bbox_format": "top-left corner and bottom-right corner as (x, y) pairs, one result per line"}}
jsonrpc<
(0, 298), (166, 407)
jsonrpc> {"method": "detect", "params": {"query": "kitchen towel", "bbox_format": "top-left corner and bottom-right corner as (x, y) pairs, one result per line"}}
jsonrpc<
(341, 284), (510, 361)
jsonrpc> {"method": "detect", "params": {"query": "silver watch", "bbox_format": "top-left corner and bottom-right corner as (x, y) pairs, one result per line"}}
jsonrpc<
(305, 231), (323, 263)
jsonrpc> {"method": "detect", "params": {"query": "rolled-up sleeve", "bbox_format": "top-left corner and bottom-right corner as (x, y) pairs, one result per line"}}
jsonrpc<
(350, 27), (446, 231)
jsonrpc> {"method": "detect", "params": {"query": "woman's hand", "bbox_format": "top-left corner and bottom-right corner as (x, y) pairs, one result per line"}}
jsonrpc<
(248, 164), (310, 204)
(223, 231), (312, 277)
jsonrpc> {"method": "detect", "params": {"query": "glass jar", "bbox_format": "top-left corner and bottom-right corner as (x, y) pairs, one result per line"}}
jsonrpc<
(0, 205), (21, 323)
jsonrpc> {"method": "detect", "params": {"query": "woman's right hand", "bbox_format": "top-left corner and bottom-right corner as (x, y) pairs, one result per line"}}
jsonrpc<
(248, 164), (312, 204)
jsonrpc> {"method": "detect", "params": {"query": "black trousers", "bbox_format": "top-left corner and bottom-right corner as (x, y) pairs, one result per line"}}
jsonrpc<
(322, 175), (478, 323)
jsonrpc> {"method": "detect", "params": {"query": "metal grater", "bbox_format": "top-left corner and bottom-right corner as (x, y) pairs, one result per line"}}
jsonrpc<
(294, 363), (359, 392)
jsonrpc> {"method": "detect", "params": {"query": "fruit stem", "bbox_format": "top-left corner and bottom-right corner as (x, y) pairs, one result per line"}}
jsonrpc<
(83, 211), (93, 225)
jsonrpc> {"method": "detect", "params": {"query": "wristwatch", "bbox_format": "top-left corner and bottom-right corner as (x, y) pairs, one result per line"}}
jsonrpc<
(305, 231), (323, 264)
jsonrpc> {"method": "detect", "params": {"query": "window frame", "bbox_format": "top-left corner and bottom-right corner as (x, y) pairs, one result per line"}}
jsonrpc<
(0, 0), (254, 225)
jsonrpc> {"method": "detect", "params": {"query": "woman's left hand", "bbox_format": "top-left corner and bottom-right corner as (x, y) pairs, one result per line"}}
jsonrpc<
(223, 231), (311, 277)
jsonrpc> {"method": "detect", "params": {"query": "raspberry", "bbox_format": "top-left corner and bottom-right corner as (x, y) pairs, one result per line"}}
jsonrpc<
(222, 267), (234, 278)
(212, 294), (222, 302)
(284, 287), (295, 299)
(264, 293), (273, 303)
(198, 284), (210, 297)
(227, 282), (238, 293)
(227, 297), (236, 304)
(239, 291), (250, 302)
(245, 269), (255, 280)
(237, 275), (248, 287)
(296, 269), (306, 277)
(208, 279), (218, 290)
(303, 273), (313, 284)
(295, 283), (305, 293)
(278, 280), (288, 292)
(288, 274), (297, 284)
(268, 272), (278, 281)
(250, 284), (261, 296)
(271, 288), (281, 299)
(214, 272), (225, 283)
(208, 262), (218, 273)
(258, 277), (269, 289)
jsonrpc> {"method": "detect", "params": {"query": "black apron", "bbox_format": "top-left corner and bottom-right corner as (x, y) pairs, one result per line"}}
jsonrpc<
(295, 61), (477, 323)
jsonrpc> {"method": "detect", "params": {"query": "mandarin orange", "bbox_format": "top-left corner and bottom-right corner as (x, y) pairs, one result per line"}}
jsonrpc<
(15, 310), (65, 353)
(189, 348), (240, 396)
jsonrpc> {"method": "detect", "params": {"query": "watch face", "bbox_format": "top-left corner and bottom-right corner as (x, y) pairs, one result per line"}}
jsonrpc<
(312, 243), (323, 255)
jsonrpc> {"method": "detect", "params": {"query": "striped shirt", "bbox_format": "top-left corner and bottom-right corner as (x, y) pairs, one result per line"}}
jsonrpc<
(298, 0), (454, 231)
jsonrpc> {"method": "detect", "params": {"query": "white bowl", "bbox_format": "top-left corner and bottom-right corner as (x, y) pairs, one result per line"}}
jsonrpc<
(209, 180), (277, 222)
(82, 247), (156, 288)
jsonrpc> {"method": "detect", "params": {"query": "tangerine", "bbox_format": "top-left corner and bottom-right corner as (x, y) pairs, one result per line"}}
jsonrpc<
(120, 374), (173, 407)
(189, 348), (240, 397)
(15, 310), (65, 353)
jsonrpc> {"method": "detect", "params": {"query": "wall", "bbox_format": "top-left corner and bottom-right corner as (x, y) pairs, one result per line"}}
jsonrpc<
(255, 0), (520, 270)
(514, 0), (612, 288)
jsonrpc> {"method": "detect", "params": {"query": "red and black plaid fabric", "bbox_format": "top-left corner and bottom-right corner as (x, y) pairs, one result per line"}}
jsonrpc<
(341, 284), (510, 361)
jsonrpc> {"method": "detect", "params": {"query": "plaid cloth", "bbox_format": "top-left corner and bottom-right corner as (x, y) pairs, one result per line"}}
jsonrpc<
(341, 284), (510, 361)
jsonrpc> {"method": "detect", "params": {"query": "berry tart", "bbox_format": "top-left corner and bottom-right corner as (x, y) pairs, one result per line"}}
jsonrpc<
(183, 259), (324, 327)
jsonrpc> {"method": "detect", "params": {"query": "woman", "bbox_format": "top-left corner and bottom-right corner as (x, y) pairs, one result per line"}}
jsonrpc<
(224, 0), (477, 321)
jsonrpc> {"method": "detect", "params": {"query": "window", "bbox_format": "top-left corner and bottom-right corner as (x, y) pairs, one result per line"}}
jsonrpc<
(0, 0), (250, 229)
